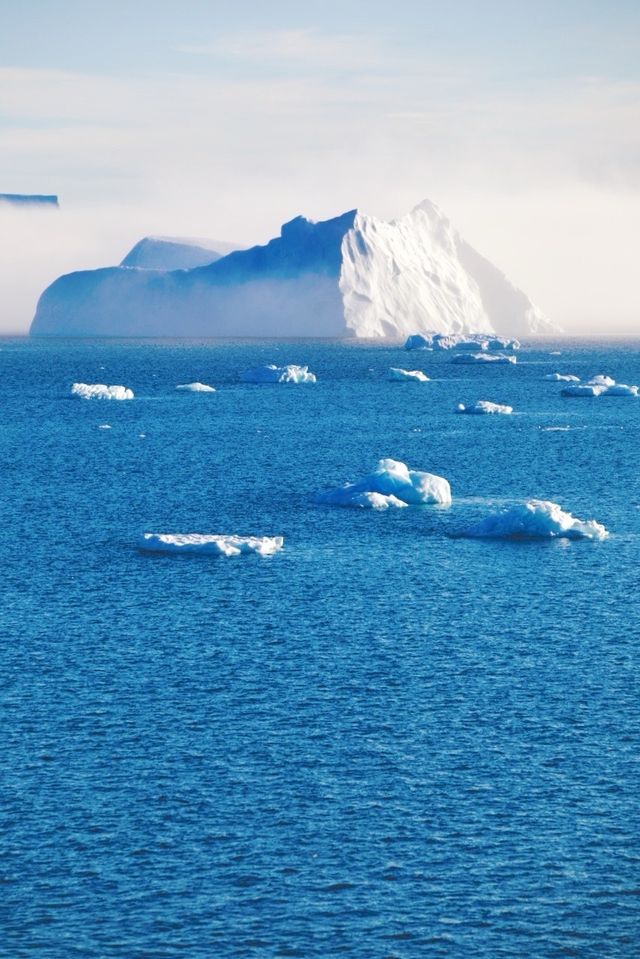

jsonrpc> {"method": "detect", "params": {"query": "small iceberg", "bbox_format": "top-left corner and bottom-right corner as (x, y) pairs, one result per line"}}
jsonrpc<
(602, 383), (639, 396)
(561, 383), (604, 397)
(404, 334), (433, 351)
(456, 500), (607, 541)
(139, 533), (284, 556)
(72, 383), (134, 400)
(456, 401), (513, 415)
(589, 375), (616, 387)
(544, 373), (580, 382)
(388, 368), (430, 382)
(176, 382), (216, 392)
(240, 364), (317, 384)
(561, 376), (637, 397)
(451, 352), (517, 365)
(316, 458), (451, 507)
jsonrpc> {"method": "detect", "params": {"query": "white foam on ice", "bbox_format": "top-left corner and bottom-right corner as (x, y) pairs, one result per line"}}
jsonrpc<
(456, 401), (513, 415)
(139, 533), (284, 556)
(544, 373), (580, 382)
(388, 368), (430, 382)
(71, 382), (134, 400)
(240, 364), (317, 384)
(176, 382), (216, 392)
(316, 458), (452, 507)
(451, 352), (517, 365)
(456, 500), (607, 540)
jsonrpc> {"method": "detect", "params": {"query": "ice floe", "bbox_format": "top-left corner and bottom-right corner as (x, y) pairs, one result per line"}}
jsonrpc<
(544, 373), (580, 382)
(456, 500), (607, 541)
(456, 401), (513, 415)
(176, 382), (216, 392)
(388, 368), (430, 382)
(240, 364), (317, 384)
(72, 383), (134, 400)
(139, 533), (284, 556)
(451, 352), (517, 365)
(316, 458), (451, 507)
(561, 376), (638, 397)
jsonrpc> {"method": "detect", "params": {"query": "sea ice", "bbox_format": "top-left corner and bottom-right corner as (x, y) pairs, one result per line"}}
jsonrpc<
(451, 352), (517, 364)
(71, 383), (134, 400)
(456, 401), (513, 415)
(602, 383), (639, 396)
(176, 382), (216, 392)
(139, 533), (284, 556)
(240, 364), (317, 384)
(457, 500), (607, 540)
(544, 373), (580, 382)
(388, 368), (430, 382)
(316, 458), (451, 507)
(561, 383), (605, 397)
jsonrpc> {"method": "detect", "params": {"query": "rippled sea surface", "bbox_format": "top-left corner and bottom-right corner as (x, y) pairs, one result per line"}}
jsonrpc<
(1, 337), (639, 958)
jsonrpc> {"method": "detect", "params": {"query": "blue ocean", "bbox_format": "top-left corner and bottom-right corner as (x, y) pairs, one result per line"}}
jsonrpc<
(1, 337), (639, 959)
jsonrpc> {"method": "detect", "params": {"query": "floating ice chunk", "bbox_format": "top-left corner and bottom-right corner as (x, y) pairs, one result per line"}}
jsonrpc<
(317, 458), (451, 507)
(544, 373), (580, 382)
(485, 337), (520, 351)
(325, 490), (408, 509)
(451, 352), (517, 364)
(588, 375), (615, 387)
(176, 382), (216, 392)
(561, 383), (606, 397)
(240, 364), (317, 384)
(456, 400), (513, 415)
(456, 500), (607, 541)
(139, 533), (284, 556)
(72, 382), (134, 400)
(602, 383), (638, 396)
(98, 423), (112, 429)
(404, 334), (434, 350)
(388, 368), (430, 382)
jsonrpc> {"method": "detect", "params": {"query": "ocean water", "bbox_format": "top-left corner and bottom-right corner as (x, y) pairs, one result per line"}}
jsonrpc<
(1, 337), (639, 959)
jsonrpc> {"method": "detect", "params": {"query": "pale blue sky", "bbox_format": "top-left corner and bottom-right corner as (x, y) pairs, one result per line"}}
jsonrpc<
(1, 1), (639, 331)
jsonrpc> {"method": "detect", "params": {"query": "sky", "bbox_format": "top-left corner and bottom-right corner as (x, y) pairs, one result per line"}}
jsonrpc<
(1, 0), (639, 333)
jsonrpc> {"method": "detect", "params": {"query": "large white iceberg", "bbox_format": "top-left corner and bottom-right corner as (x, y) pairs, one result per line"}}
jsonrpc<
(316, 458), (451, 507)
(456, 500), (607, 541)
(139, 533), (284, 556)
(71, 382), (134, 400)
(451, 352), (517, 365)
(388, 368), (430, 382)
(240, 364), (317, 384)
(456, 401), (513, 415)
(544, 373), (580, 382)
(175, 382), (216, 392)
(31, 200), (556, 338)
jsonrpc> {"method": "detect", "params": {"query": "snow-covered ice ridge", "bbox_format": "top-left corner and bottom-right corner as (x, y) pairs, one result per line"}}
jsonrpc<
(139, 533), (284, 557)
(316, 458), (451, 508)
(31, 200), (556, 338)
(456, 501), (607, 541)
(72, 383), (134, 400)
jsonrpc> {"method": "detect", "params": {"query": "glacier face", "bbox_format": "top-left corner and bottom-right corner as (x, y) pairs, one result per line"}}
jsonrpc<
(30, 200), (556, 338)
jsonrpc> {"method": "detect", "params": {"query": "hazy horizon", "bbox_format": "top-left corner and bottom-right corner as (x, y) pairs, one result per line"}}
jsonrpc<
(2, 1), (639, 334)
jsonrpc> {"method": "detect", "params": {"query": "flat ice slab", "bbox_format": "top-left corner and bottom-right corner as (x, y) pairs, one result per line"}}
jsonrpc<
(456, 500), (607, 540)
(139, 533), (284, 556)
(72, 383), (134, 400)
(562, 376), (638, 397)
(316, 458), (451, 507)
(176, 382), (216, 392)
(544, 373), (580, 382)
(456, 401), (513, 415)
(240, 364), (317, 384)
(451, 352), (517, 365)
(388, 368), (430, 382)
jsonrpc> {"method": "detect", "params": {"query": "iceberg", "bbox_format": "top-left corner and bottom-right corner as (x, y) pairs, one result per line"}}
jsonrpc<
(544, 373), (580, 382)
(31, 200), (556, 338)
(240, 364), (317, 384)
(589, 375), (616, 387)
(456, 500), (607, 540)
(388, 368), (430, 382)
(139, 533), (284, 556)
(561, 376), (637, 397)
(405, 332), (520, 352)
(602, 383), (639, 396)
(451, 352), (517, 365)
(561, 383), (605, 397)
(456, 401), (513, 415)
(175, 382), (216, 392)
(404, 334), (433, 351)
(71, 382), (134, 400)
(120, 236), (231, 270)
(316, 458), (451, 507)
